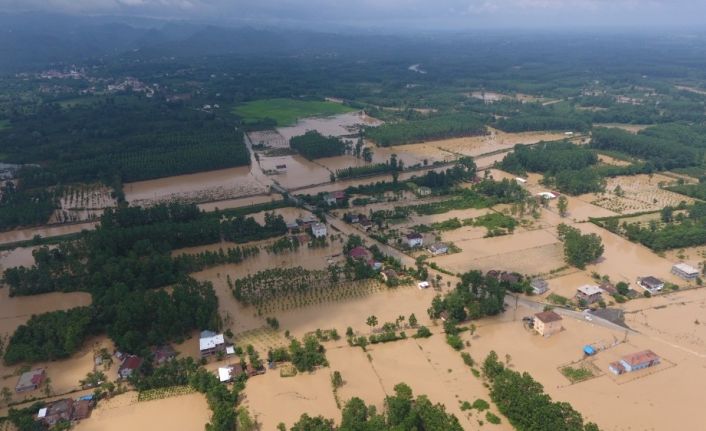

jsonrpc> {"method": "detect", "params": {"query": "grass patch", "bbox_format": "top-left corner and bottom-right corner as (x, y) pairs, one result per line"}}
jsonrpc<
(560, 365), (595, 383)
(232, 98), (355, 126)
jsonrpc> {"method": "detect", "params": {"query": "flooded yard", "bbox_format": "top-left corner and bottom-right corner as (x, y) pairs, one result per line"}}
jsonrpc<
(276, 111), (382, 141)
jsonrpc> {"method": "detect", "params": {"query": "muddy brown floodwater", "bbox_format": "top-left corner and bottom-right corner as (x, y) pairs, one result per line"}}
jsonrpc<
(0, 222), (96, 246)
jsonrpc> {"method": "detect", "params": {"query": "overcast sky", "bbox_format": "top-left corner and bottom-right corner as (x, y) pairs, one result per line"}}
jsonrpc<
(1, 0), (705, 31)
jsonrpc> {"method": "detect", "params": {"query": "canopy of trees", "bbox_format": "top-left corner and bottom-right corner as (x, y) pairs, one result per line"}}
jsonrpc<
(427, 270), (507, 322)
(557, 224), (604, 269)
(482, 351), (600, 431)
(290, 130), (346, 159)
(366, 113), (487, 147)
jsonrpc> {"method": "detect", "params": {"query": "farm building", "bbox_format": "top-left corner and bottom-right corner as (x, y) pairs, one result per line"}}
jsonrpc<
(199, 330), (226, 358)
(638, 276), (664, 294)
(428, 243), (449, 256)
(533, 311), (563, 337)
(576, 284), (603, 304)
(671, 263), (699, 280)
(406, 232), (424, 248)
(118, 355), (143, 379)
(15, 368), (45, 392)
(530, 278), (548, 295)
(609, 350), (660, 375)
(311, 222), (327, 238)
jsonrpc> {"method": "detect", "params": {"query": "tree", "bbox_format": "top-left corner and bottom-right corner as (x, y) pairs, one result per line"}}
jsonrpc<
(408, 313), (418, 328)
(1, 386), (12, 404)
(557, 224), (604, 269)
(362, 147), (373, 163)
(557, 195), (569, 217)
(366, 315), (378, 329)
(661, 206), (674, 223)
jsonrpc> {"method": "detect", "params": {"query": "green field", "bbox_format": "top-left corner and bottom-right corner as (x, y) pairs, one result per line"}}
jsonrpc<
(232, 98), (355, 126)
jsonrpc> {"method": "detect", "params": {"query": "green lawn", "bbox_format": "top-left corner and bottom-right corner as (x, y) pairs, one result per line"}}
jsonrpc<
(232, 98), (355, 126)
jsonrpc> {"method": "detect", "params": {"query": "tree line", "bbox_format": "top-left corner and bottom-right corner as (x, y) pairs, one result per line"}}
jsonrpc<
(290, 130), (347, 159)
(366, 113), (487, 147)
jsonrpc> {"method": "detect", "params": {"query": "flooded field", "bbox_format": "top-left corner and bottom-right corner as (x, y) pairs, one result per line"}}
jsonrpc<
(0, 222), (96, 246)
(594, 123), (652, 133)
(73, 392), (210, 431)
(0, 246), (40, 270)
(124, 166), (268, 207)
(277, 111), (382, 141)
(580, 174), (692, 214)
(197, 194), (281, 212)
(49, 184), (116, 224)
(259, 155), (332, 189)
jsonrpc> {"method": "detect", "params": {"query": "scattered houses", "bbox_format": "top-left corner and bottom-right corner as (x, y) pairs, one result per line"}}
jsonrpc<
(406, 232), (424, 248)
(638, 276), (664, 294)
(576, 284), (604, 304)
(118, 355), (143, 379)
(671, 262), (699, 281)
(16, 368), (45, 393)
(428, 242), (449, 256)
(530, 278), (548, 295)
(311, 222), (327, 238)
(609, 350), (661, 375)
(199, 330), (226, 358)
(533, 311), (563, 337)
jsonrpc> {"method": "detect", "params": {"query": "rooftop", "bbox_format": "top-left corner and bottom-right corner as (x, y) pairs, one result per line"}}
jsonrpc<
(534, 310), (562, 323)
(17, 369), (45, 389)
(199, 332), (225, 351)
(348, 246), (370, 258)
(622, 349), (659, 367)
(406, 232), (423, 240)
(577, 284), (603, 296)
(673, 262), (698, 275)
(640, 276), (664, 288)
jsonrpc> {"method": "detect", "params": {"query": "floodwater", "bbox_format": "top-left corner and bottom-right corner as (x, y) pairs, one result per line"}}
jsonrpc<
(0, 222), (96, 246)
(277, 111), (382, 141)
(73, 392), (210, 431)
(259, 155), (332, 189)
(0, 246), (41, 270)
(124, 166), (268, 207)
(197, 195), (282, 213)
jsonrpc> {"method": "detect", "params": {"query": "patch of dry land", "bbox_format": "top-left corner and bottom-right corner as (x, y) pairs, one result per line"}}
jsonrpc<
(73, 392), (210, 431)
(593, 123), (652, 133)
(579, 174), (693, 214)
(124, 166), (268, 206)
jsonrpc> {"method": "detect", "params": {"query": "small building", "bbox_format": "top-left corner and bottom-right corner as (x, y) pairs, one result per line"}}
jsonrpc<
(225, 345), (236, 356)
(345, 213), (360, 224)
(537, 191), (557, 200)
(118, 355), (143, 379)
(533, 311), (563, 337)
(515, 177), (527, 185)
(672, 263), (699, 281)
(418, 281), (430, 289)
(348, 246), (371, 260)
(311, 222), (327, 238)
(576, 284), (603, 304)
(359, 218), (373, 230)
(37, 398), (73, 427)
(530, 278), (548, 295)
(219, 363), (246, 383)
(609, 350), (660, 375)
(406, 232), (424, 248)
(15, 368), (45, 393)
(598, 281), (617, 295)
(417, 186), (432, 197)
(638, 276), (664, 294)
(324, 191), (346, 206)
(199, 330), (226, 358)
(428, 243), (449, 256)
(151, 345), (176, 365)
(297, 215), (318, 229)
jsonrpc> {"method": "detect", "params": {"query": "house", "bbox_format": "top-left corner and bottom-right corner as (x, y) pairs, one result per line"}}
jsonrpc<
(218, 363), (246, 383)
(286, 221), (300, 232)
(533, 311), (563, 337)
(71, 399), (94, 421)
(576, 284), (603, 304)
(530, 278), (549, 295)
(515, 177), (527, 185)
(428, 243), (449, 256)
(324, 191), (346, 206)
(418, 281), (430, 289)
(15, 368), (45, 392)
(151, 345), (176, 365)
(416, 186), (432, 197)
(609, 350), (660, 375)
(537, 191), (557, 200)
(359, 218), (373, 230)
(297, 215), (318, 229)
(199, 330), (226, 358)
(638, 276), (664, 294)
(672, 263), (699, 281)
(348, 246), (371, 260)
(406, 232), (424, 248)
(311, 222), (327, 238)
(226, 346), (236, 356)
(37, 398), (73, 426)
(345, 213), (360, 224)
(118, 355), (143, 379)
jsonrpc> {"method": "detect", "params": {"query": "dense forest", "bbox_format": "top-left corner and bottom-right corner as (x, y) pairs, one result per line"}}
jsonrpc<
(1, 203), (289, 361)
(289, 130), (347, 159)
(365, 113), (487, 147)
(0, 182), (58, 231)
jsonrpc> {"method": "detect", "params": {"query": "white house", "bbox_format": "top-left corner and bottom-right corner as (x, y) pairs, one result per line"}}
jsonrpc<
(406, 232), (424, 248)
(429, 243), (449, 256)
(199, 331), (226, 358)
(672, 263), (699, 280)
(311, 222), (327, 238)
(537, 191), (557, 200)
(515, 177), (527, 185)
(418, 281), (430, 289)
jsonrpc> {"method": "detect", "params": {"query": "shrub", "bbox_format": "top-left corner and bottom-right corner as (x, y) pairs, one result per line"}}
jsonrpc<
(414, 326), (432, 338)
(446, 334), (464, 351)
(472, 399), (490, 411)
(485, 411), (501, 425)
